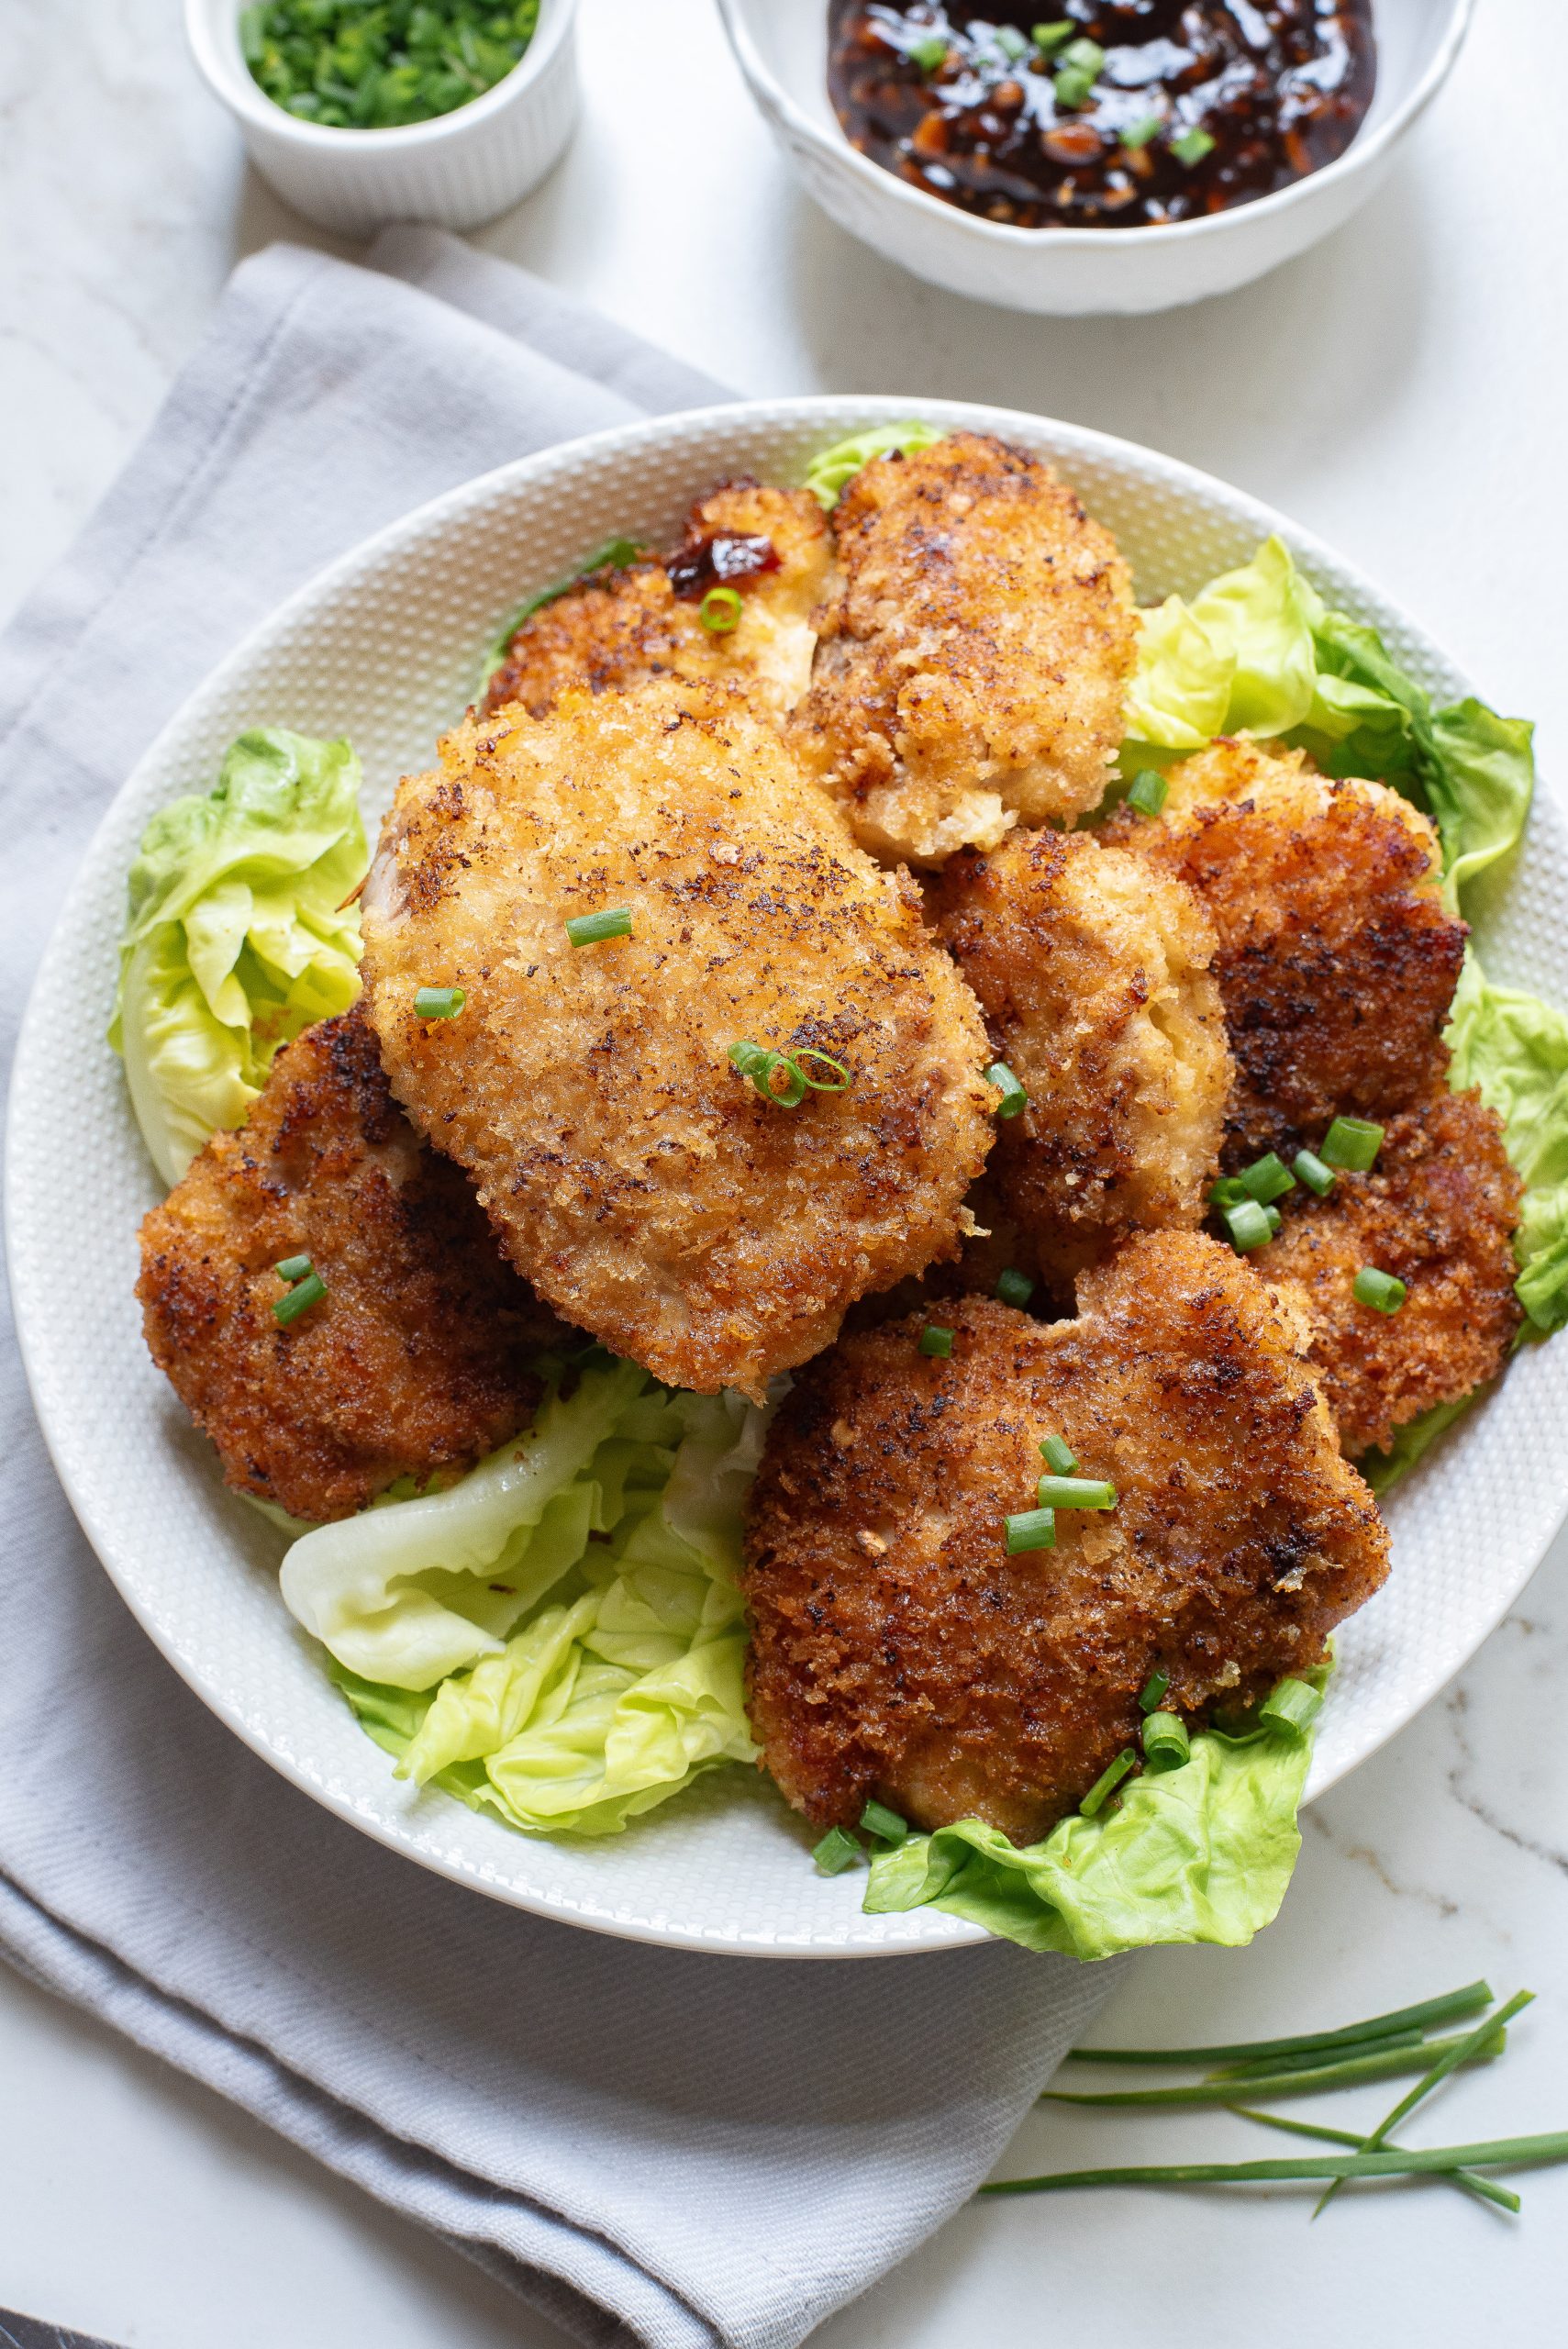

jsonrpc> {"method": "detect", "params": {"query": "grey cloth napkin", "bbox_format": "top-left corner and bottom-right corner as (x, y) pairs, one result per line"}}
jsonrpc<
(0, 230), (1115, 2349)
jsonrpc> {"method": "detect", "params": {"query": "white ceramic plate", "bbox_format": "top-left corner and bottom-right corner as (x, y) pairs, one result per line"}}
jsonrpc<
(10, 397), (1566, 1957)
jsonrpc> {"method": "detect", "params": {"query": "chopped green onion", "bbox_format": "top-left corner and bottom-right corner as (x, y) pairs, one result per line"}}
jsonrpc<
(1140, 1710), (1190, 1774)
(1062, 37), (1106, 73)
(1065, 1979), (1495, 2067)
(728, 1041), (808, 1108)
(908, 34), (949, 73)
(1080, 1749), (1137, 1817)
(1044, 2027), (1508, 2108)
(699, 584), (743, 634)
(1262, 1202), (1283, 1236)
(978, 2122), (1568, 2198)
(1294, 1147), (1337, 1197)
(413, 985), (466, 1019)
(274, 1253), (313, 1283)
(1006, 1507), (1057, 1554)
(1036, 1474), (1117, 1510)
(996, 1266), (1036, 1309)
(985, 1062), (1029, 1119)
(1125, 768), (1169, 817)
(790, 1047), (851, 1092)
(1032, 20), (1073, 53)
(566, 907), (632, 948)
(1259, 1676), (1324, 1738)
(1120, 113), (1162, 150)
(1354, 1266), (1407, 1314)
(811, 1825), (862, 1874)
(860, 1799), (908, 1846)
(1138, 1668), (1170, 1714)
(272, 1268), (326, 1327)
(919, 1325), (954, 1359)
(1040, 1433), (1078, 1475)
(1171, 125), (1217, 166)
(1209, 1175), (1250, 1208)
(1321, 1115), (1385, 1171)
(1239, 1152), (1296, 1206)
(995, 25), (1029, 61)
(1053, 65), (1096, 108)
(1223, 1197), (1273, 1252)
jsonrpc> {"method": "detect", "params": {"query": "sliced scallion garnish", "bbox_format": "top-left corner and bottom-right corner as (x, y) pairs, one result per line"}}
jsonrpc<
(565, 907), (632, 948)
(1040, 1433), (1078, 1475)
(860, 1799), (908, 1846)
(996, 1266), (1035, 1309)
(1138, 1668), (1170, 1714)
(699, 584), (743, 634)
(1140, 1710), (1190, 1774)
(1353, 1266), (1407, 1314)
(985, 1061), (1029, 1119)
(995, 24), (1029, 61)
(1171, 125), (1217, 166)
(274, 1253), (313, 1283)
(1125, 768), (1168, 817)
(1258, 1676), (1324, 1738)
(1032, 20), (1073, 54)
(919, 1325), (954, 1359)
(1223, 1197), (1273, 1252)
(811, 1825), (862, 1875)
(1238, 1152), (1295, 1206)
(272, 1267), (326, 1327)
(908, 34), (949, 73)
(1006, 1507), (1057, 1554)
(413, 985), (466, 1019)
(1036, 1474), (1116, 1510)
(1294, 1147), (1336, 1197)
(1080, 1749), (1137, 1817)
(791, 1046), (851, 1092)
(1321, 1115), (1385, 1171)
(1120, 113), (1162, 150)
(728, 1041), (807, 1108)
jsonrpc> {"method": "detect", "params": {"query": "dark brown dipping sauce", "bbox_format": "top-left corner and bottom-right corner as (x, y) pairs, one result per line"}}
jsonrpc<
(828, 3), (1376, 230)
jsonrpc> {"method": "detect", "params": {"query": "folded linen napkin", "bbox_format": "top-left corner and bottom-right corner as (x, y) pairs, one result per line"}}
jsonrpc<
(0, 230), (1116, 2349)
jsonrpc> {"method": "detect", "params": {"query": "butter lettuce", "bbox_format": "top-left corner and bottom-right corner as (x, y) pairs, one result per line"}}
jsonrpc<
(110, 728), (368, 1184)
(282, 1356), (762, 1837)
(864, 1668), (1327, 1959)
(803, 421), (946, 511)
(1123, 539), (1535, 910)
(1447, 952), (1568, 1332)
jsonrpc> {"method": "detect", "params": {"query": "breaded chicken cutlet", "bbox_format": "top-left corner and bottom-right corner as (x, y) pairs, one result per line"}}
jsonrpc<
(931, 829), (1233, 1289)
(744, 1231), (1388, 1844)
(1257, 1089), (1523, 1459)
(483, 480), (832, 723)
(138, 1007), (564, 1524)
(1107, 740), (1467, 1165)
(359, 676), (997, 1402)
(787, 431), (1137, 866)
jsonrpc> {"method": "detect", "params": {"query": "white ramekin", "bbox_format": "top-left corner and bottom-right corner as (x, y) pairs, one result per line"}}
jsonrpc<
(717, 0), (1473, 317)
(185, 0), (581, 236)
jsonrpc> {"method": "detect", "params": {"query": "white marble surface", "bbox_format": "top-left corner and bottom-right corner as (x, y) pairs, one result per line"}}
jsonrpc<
(4, 0), (1568, 2342)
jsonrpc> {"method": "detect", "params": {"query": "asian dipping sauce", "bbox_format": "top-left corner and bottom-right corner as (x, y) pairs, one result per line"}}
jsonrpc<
(828, 4), (1377, 230)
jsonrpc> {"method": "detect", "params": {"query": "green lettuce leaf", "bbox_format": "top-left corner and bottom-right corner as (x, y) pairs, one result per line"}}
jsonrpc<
(863, 1666), (1328, 1959)
(803, 421), (946, 511)
(1446, 952), (1568, 1331)
(284, 1358), (762, 1837)
(110, 728), (367, 1184)
(1359, 1395), (1480, 1497)
(1123, 540), (1535, 910)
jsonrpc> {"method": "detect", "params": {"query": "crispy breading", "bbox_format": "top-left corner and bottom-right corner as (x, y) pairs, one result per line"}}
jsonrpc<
(137, 1008), (562, 1524)
(482, 480), (832, 722)
(786, 431), (1137, 865)
(1106, 740), (1467, 1163)
(931, 829), (1232, 1286)
(1258, 1087), (1523, 1458)
(359, 677), (996, 1401)
(743, 1232), (1388, 1843)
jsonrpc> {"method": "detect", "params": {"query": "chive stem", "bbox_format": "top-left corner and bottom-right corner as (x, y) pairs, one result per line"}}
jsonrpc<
(272, 1268), (327, 1327)
(996, 1267), (1035, 1309)
(1042, 2027), (1508, 2108)
(1036, 1474), (1116, 1510)
(1228, 2107), (1518, 2213)
(274, 1253), (313, 1283)
(977, 2129), (1568, 2198)
(860, 1799), (908, 1846)
(984, 1061), (1029, 1119)
(1080, 1749), (1137, 1817)
(919, 1325), (954, 1359)
(566, 907), (632, 947)
(1063, 1980), (1495, 2067)
(1040, 1433), (1078, 1475)
(414, 985), (465, 1019)
(699, 584), (743, 634)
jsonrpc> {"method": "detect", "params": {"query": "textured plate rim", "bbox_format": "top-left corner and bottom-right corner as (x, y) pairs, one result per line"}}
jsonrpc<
(8, 391), (1564, 1957)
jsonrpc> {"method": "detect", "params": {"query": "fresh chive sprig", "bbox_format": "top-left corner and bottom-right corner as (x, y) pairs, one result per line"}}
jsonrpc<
(1064, 1979), (1496, 2067)
(1041, 2026), (1509, 2109)
(1229, 2106), (1517, 2213)
(978, 2129), (1568, 2199)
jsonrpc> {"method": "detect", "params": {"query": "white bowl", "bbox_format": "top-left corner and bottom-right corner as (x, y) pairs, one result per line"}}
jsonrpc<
(717, 0), (1473, 316)
(185, 0), (581, 236)
(11, 396), (1568, 1957)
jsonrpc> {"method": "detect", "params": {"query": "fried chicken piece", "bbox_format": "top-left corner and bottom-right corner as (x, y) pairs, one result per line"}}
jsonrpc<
(1106, 740), (1467, 1164)
(137, 1008), (562, 1524)
(786, 431), (1136, 865)
(931, 829), (1232, 1286)
(482, 480), (832, 722)
(1257, 1088), (1523, 1459)
(359, 677), (996, 1402)
(744, 1231), (1388, 1843)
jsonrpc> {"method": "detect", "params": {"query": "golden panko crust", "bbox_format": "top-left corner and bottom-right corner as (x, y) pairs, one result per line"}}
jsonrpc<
(787, 431), (1137, 865)
(1259, 1087), (1524, 1458)
(743, 1232), (1389, 1844)
(1107, 740), (1468, 1164)
(932, 828), (1233, 1287)
(359, 677), (997, 1401)
(482, 480), (832, 723)
(137, 1008), (562, 1524)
